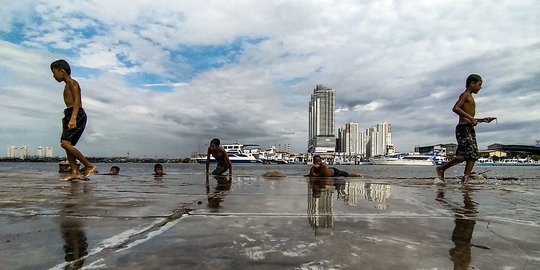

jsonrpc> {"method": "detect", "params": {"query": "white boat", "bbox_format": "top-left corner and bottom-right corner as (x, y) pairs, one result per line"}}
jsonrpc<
(477, 157), (495, 164)
(334, 160), (355, 165)
(370, 153), (436, 166)
(196, 143), (263, 164)
(474, 157), (539, 166)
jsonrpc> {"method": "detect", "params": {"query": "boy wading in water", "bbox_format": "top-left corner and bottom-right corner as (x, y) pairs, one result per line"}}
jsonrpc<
(436, 74), (496, 183)
(51, 59), (97, 181)
(205, 138), (232, 176)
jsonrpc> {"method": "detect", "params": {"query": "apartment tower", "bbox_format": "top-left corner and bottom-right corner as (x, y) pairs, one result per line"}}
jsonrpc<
(308, 84), (336, 153)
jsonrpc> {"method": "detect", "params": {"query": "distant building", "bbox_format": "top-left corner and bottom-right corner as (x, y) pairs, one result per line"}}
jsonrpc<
(487, 143), (540, 156)
(364, 122), (392, 158)
(306, 85), (392, 158)
(7, 146), (17, 158)
(336, 122), (393, 159)
(36, 146), (54, 158)
(415, 143), (457, 156)
(45, 147), (54, 158)
(308, 84), (336, 153)
(19, 146), (30, 159)
(338, 122), (364, 156)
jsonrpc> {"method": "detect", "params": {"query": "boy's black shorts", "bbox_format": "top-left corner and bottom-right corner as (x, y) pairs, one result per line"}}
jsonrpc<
(332, 167), (350, 177)
(212, 162), (229, 175)
(61, 107), (87, 146)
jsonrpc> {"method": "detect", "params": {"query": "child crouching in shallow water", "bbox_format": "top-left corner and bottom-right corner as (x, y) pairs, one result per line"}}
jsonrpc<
(308, 155), (361, 177)
(205, 138), (232, 176)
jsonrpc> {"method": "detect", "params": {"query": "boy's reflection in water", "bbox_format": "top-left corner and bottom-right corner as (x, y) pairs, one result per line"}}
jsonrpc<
(309, 178), (347, 201)
(59, 182), (90, 270)
(437, 186), (482, 270)
(307, 178), (339, 231)
(205, 174), (232, 209)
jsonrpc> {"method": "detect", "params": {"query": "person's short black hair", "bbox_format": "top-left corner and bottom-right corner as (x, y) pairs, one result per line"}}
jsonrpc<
(154, 163), (163, 170)
(313, 155), (321, 159)
(210, 138), (220, 146)
(466, 74), (482, 87)
(50, 59), (71, 75)
(111, 166), (120, 171)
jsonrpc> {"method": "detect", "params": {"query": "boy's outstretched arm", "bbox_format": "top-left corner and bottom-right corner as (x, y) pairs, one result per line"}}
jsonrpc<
(479, 117), (497, 123)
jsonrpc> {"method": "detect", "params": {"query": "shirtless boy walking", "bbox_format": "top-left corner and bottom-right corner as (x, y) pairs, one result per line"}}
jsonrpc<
(436, 74), (496, 183)
(51, 59), (97, 181)
(205, 138), (233, 176)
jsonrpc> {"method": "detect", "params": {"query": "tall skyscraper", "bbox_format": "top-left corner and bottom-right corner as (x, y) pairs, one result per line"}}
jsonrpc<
(37, 146), (44, 158)
(338, 122), (362, 155)
(45, 147), (54, 158)
(19, 146), (30, 159)
(364, 122), (392, 158)
(308, 84), (336, 153)
(7, 146), (17, 158)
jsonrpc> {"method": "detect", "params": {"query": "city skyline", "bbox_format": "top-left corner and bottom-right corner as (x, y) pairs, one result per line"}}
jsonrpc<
(338, 122), (393, 158)
(6, 145), (54, 158)
(1, 1), (539, 157)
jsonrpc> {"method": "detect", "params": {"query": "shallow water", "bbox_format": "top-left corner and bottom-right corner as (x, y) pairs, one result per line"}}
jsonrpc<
(1, 162), (539, 269)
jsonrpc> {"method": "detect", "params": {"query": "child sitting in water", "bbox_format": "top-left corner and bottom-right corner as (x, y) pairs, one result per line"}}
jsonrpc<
(108, 166), (120, 175)
(153, 164), (166, 177)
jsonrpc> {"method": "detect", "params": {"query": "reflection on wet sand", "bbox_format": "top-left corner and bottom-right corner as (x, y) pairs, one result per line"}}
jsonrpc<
(205, 175), (232, 209)
(59, 182), (91, 270)
(307, 178), (391, 231)
(437, 186), (487, 270)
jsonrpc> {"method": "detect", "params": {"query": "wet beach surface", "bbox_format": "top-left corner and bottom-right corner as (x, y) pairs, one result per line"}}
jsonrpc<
(1, 163), (539, 269)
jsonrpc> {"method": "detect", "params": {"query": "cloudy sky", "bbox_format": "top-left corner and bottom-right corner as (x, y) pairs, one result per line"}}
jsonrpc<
(1, 0), (539, 158)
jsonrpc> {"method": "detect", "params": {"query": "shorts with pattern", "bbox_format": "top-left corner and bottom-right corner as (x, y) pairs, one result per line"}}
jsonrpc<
(455, 124), (480, 160)
(212, 162), (229, 175)
(61, 107), (87, 146)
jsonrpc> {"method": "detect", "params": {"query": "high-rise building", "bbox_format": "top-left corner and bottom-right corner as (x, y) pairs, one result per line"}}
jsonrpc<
(338, 122), (363, 155)
(7, 146), (17, 158)
(19, 146), (30, 159)
(45, 147), (54, 158)
(308, 84), (336, 153)
(37, 146), (54, 158)
(364, 122), (392, 158)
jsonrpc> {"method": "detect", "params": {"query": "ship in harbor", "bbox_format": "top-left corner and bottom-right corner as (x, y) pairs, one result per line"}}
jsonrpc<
(195, 143), (263, 164)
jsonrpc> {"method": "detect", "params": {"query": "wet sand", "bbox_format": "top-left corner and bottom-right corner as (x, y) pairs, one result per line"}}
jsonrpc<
(0, 164), (539, 269)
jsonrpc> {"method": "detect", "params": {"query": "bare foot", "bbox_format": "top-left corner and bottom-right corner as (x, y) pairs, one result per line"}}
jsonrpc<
(61, 174), (85, 181)
(84, 165), (97, 179)
(435, 166), (445, 182)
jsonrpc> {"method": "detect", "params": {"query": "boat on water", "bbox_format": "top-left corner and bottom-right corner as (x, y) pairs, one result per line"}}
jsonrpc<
(370, 152), (439, 166)
(476, 157), (540, 166)
(196, 143), (263, 164)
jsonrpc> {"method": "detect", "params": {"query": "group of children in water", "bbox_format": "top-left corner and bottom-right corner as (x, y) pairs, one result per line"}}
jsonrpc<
(52, 58), (495, 183)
